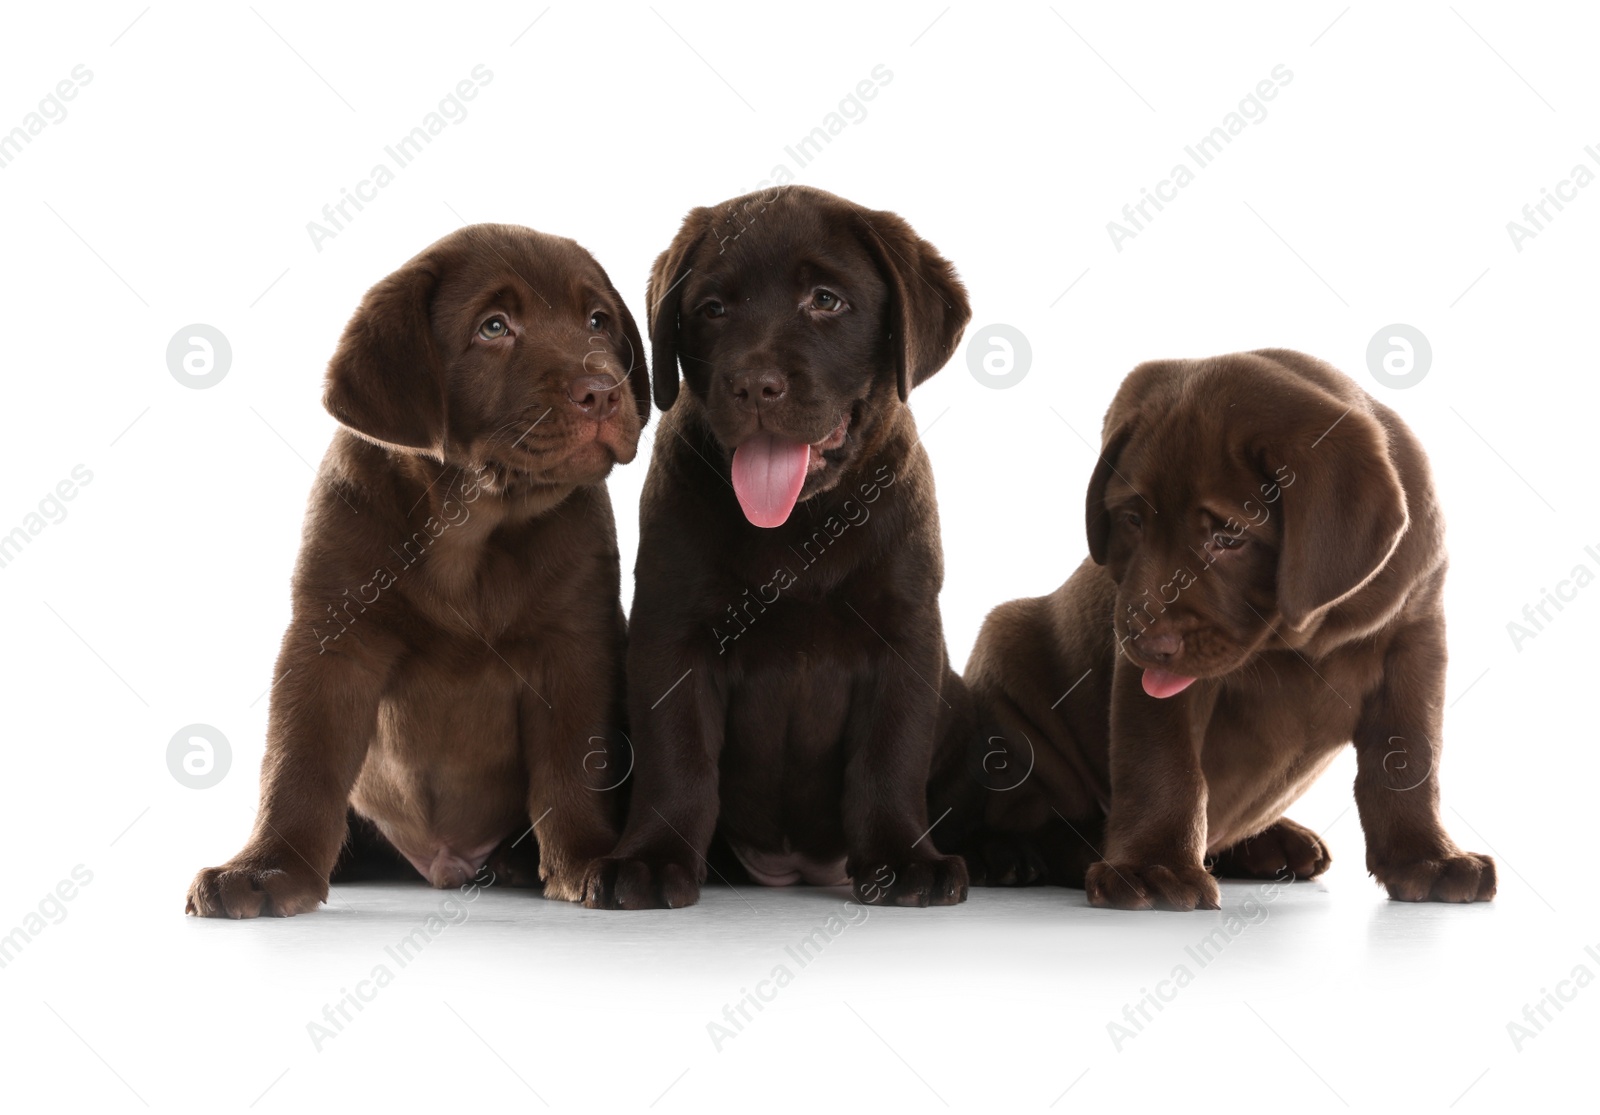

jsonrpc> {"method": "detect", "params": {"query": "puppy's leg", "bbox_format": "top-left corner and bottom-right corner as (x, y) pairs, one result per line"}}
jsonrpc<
(1086, 656), (1220, 911)
(1211, 818), (1332, 880)
(521, 664), (625, 902)
(925, 682), (1049, 888)
(1353, 614), (1496, 902)
(843, 654), (969, 909)
(187, 638), (391, 918)
(582, 651), (723, 910)
(973, 808), (1105, 889)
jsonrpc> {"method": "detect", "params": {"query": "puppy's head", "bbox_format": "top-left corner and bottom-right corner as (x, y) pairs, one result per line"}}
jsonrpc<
(645, 185), (969, 527)
(1086, 350), (1410, 698)
(323, 224), (648, 488)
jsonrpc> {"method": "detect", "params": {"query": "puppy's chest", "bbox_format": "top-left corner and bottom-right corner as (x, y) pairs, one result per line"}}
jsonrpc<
(1207, 647), (1380, 756)
(733, 521), (869, 595)
(707, 553), (888, 669)
(397, 515), (594, 640)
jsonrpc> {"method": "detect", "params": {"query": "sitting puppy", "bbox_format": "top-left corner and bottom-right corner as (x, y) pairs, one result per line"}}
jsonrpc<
(582, 186), (975, 909)
(966, 349), (1496, 909)
(187, 224), (648, 917)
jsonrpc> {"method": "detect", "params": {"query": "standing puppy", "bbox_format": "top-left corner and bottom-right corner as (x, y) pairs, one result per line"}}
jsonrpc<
(583, 186), (974, 909)
(187, 225), (647, 917)
(966, 349), (1496, 909)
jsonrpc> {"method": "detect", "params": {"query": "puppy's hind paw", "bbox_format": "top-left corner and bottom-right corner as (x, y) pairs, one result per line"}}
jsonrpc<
(1211, 818), (1332, 881)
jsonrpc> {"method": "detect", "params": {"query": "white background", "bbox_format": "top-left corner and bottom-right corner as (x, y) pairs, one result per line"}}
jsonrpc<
(2, 2), (1596, 1111)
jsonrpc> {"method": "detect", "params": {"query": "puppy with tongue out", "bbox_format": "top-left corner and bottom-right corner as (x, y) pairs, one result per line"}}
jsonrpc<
(581, 186), (978, 910)
(731, 417), (848, 528)
(963, 349), (1496, 911)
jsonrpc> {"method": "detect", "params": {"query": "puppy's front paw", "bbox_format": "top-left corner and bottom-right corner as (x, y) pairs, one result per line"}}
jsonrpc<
(852, 856), (969, 907)
(537, 866), (585, 903)
(528, 843), (615, 901)
(581, 856), (700, 910)
(186, 855), (328, 919)
(1373, 851), (1496, 903)
(1212, 818), (1332, 880)
(965, 833), (1046, 888)
(1086, 860), (1220, 911)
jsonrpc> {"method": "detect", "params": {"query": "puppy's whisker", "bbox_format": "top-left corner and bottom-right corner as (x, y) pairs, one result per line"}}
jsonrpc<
(1256, 655), (1282, 690)
(485, 416), (527, 440)
(486, 406), (555, 442)
(509, 407), (555, 450)
(405, 463), (455, 518)
(1241, 600), (1351, 709)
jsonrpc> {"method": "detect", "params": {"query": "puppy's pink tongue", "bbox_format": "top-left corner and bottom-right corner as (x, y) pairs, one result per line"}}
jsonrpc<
(731, 433), (810, 528)
(1142, 668), (1196, 699)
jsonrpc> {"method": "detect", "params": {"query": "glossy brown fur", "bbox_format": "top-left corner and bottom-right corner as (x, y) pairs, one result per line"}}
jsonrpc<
(582, 186), (977, 909)
(966, 349), (1496, 909)
(187, 224), (647, 917)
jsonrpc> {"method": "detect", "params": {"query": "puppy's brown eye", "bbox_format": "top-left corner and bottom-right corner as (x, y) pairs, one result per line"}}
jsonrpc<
(811, 289), (844, 312)
(1213, 533), (1245, 550)
(701, 300), (726, 319)
(1122, 511), (1142, 530)
(478, 317), (509, 340)
(589, 311), (608, 331)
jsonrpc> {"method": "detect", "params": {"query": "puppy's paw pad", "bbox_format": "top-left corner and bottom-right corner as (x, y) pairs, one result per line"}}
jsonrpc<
(1376, 852), (1496, 903)
(1086, 861), (1219, 912)
(186, 861), (327, 919)
(581, 857), (700, 910)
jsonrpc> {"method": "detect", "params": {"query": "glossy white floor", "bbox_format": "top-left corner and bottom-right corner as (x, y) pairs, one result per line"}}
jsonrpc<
(4, 815), (1591, 1113)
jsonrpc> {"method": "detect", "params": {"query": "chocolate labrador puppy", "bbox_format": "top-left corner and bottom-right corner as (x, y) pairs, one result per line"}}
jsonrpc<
(966, 349), (1496, 909)
(582, 186), (975, 909)
(187, 224), (647, 917)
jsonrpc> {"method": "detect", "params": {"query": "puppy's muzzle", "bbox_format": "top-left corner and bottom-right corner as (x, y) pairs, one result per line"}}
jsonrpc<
(728, 368), (788, 409)
(568, 372), (623, 421)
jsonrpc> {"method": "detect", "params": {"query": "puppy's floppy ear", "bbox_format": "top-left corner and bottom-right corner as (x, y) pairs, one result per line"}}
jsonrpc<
(1086, 424), (1135, 565)
(323, 253), (445, 453)
(1085, 360), (1177, 563)
(851, 206), (971, 403)
(645, 207), (711, 413)
(1264, 403), (1409, 630)
(593, 261), (650, 426)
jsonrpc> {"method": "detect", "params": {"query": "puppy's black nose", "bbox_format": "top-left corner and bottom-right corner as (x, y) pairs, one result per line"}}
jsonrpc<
(568, 373), (622, 420)
(1140, 633), (1183, 661)
(729, 369), (787, 405)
